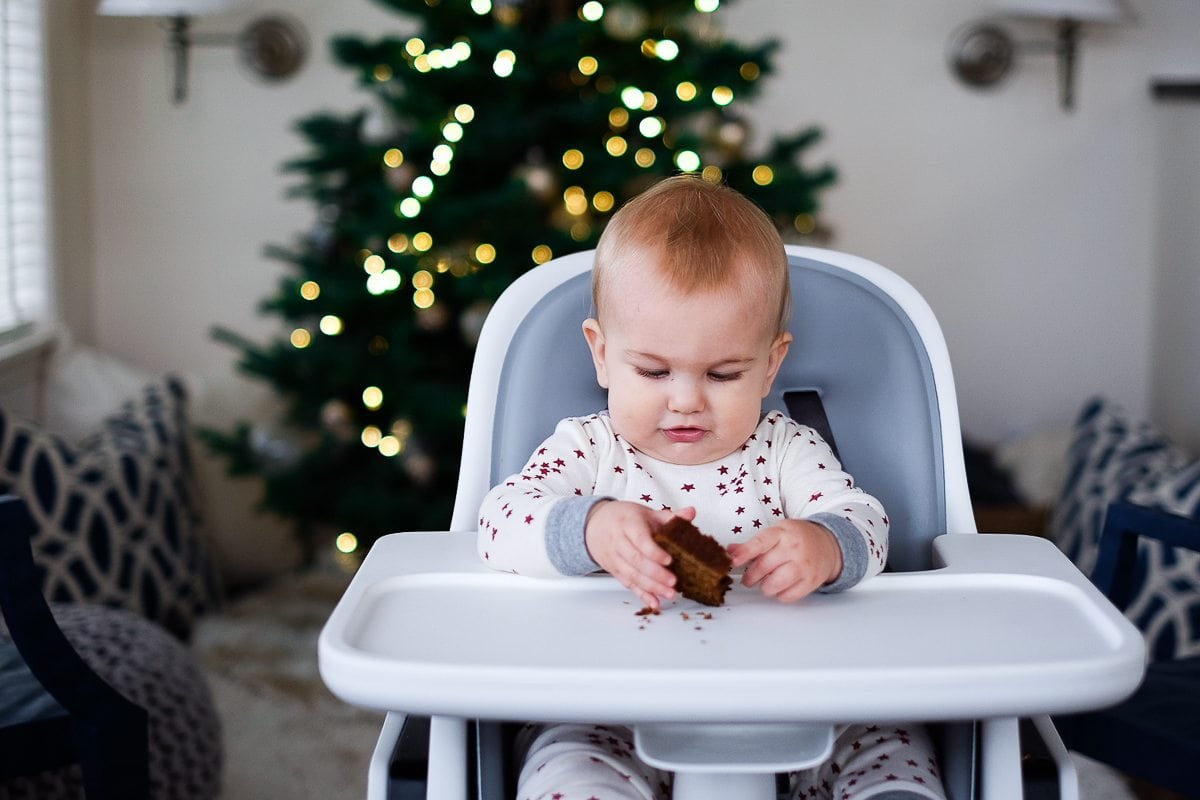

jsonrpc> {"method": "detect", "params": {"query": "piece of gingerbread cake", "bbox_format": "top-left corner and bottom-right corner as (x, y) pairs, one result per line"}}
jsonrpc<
(652, 516), (733, 606)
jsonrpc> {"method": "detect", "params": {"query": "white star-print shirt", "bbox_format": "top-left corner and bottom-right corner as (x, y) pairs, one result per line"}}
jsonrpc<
(478, 410), (889, 593)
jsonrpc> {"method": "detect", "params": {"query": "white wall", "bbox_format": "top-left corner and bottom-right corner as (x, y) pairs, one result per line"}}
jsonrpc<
(1139, 0), (1200, 455)
(721, 2), (1157, 443)
(1151, 99), (1200, 453)
(48, 0), (1200, 580)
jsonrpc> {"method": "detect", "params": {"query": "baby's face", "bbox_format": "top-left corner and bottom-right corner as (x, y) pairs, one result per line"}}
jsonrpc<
(582, 273), (790, 466)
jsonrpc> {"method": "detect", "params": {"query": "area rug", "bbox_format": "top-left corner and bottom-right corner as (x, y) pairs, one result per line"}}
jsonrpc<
(193, 568), (382, 799)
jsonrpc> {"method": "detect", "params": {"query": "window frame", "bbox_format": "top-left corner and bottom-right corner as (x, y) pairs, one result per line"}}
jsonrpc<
(0, 0), (55, 369)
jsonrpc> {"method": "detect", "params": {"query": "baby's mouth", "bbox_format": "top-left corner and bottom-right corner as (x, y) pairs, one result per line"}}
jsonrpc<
(663, 426), (706, 443)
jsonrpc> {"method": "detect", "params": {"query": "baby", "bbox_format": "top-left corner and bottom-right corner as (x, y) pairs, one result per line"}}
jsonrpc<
(478, 175), (946, 800)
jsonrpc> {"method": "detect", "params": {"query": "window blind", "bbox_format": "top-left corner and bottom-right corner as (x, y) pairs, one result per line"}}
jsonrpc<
(0, 0), (48, 343)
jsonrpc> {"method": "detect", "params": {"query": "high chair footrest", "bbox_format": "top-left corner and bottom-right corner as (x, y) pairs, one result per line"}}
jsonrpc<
(634, 722), (835, 772)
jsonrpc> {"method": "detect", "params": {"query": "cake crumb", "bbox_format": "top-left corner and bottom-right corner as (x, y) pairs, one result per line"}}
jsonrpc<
(635, 606), (661, 617)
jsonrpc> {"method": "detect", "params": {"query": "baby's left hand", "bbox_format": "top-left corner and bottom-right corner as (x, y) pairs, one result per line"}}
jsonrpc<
(727, 520), (843, 603)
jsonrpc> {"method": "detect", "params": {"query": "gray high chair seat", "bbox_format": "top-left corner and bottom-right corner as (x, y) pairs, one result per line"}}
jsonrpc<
(483, 248), (956, 574)
(319, 246), (1145, 800)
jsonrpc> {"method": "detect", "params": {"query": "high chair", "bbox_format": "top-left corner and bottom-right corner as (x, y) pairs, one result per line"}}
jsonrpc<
(319, 246), (1146, 800)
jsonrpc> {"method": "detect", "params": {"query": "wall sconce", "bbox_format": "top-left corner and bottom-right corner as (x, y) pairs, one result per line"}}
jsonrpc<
(948, 0), (1132, 110)
(97, 0), (308, 104)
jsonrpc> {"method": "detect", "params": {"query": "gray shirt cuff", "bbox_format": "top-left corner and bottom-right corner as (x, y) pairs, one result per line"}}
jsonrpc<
(545, 495), (608, 575)
(810, 512), (869, 593)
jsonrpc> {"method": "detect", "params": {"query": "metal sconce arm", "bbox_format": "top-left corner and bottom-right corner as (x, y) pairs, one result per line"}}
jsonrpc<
(949, 16), (1092, 110)
(164, 13), (307, 104)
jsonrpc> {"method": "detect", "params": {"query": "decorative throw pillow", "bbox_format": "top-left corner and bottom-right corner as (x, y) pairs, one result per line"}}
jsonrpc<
(1050, 397), (1200, 661)
(0, 377), (220, 641)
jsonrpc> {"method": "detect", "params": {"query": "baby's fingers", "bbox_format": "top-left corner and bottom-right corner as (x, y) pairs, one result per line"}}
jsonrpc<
(612, 544), (675, 603)
(620, 571), (676, 610)
(673, 506), (697, 522)
(633, 530), (673, 568)
(728, 530), (777, 569)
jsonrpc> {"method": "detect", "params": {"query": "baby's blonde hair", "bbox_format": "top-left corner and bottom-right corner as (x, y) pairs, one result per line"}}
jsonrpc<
(593, 175), (790, 333)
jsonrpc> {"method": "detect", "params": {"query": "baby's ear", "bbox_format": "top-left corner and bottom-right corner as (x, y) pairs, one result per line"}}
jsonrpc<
(762, 330), (792, 396)
(581, 318), (610, 389)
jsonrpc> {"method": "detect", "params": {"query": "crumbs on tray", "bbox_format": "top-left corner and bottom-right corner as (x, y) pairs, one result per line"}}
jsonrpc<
(631, 601), (719, 641)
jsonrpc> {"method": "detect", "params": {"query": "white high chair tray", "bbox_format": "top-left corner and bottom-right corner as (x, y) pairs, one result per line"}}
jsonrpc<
(319, 531), (1144, 725)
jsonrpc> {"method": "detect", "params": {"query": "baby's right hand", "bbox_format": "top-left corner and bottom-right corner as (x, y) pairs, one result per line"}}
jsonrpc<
(584, 502), (696, 609)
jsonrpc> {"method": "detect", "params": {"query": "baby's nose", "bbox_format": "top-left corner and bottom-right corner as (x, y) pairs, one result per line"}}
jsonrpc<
(666, 378), (704, 413)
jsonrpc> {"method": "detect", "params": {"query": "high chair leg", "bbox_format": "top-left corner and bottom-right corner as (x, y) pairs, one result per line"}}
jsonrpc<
(980, 718), (1023, 799)
(369, 713), (407, 800)
(1023, 716), (1079, 800)
(980, 716), (1078, 800)
(429, 716), (469, 798)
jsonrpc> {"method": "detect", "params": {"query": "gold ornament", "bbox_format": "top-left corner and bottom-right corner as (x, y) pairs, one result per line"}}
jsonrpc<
(517, 163), (556, 200)
(386, 163), (417, 192)
(603, 3), (647, 39)
(320, 399), (355, 439)
(415, 301), (449, 329)
(404, 450), (436, 485)
(459, 299), (492, 345)
(717, 118), (748, 149)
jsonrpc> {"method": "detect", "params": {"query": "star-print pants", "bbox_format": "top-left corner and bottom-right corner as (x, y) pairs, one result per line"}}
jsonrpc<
(515, 721), (947, 800)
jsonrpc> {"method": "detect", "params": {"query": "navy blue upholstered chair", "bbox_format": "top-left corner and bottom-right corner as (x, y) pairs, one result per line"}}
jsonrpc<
(1055, 501), (1200, 797)
(0, 493), (151, 799)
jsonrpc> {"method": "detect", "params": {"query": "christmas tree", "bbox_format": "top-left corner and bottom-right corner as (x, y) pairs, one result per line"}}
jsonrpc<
(204, 0), (837, 561)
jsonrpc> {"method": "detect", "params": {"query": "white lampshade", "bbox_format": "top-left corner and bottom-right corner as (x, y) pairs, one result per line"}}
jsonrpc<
(990, 0), (1132, 22)
(96, 0), (246, 16)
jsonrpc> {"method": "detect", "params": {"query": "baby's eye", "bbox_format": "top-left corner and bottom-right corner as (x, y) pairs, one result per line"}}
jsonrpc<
(708, 371), (743, 382)
(635, 367), (668, 379)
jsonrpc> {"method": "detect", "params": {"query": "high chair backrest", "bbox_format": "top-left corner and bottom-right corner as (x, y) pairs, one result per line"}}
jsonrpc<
(454, 247), (976, 572)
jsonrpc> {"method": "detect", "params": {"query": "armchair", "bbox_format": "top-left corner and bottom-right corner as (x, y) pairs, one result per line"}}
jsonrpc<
(1055, 501), (1200, 798)
(0, 493), (222, 799)
(0, 493), (150, 798)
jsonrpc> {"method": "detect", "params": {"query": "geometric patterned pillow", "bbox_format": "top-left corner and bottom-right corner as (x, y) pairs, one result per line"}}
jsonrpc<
(0, 377), (221, 641)
(1050, 396), (1200, 661)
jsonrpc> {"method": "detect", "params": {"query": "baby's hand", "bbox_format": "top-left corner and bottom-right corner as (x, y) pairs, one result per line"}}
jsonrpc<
(727, 520), (843, 603)
(585, 502), (696, 609)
